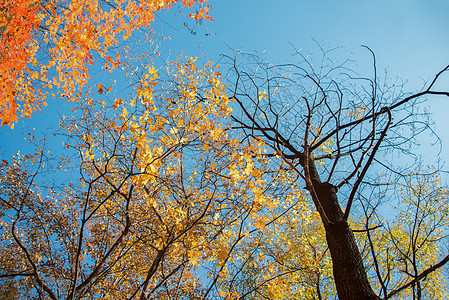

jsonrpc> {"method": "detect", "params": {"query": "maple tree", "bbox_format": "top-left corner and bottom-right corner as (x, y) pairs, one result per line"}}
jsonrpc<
(0, 0), (212, 127)
(1, 1), (449, 299)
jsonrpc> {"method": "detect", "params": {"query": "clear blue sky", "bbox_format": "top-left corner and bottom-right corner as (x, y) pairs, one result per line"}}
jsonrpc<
(166, 0), (449, 162)
(1, 0), (449, 163)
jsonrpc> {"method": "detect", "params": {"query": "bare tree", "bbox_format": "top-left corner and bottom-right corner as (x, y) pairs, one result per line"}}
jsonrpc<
(225, 46), (449, 300)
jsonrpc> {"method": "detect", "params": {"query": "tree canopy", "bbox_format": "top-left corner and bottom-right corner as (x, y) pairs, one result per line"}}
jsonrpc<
(0, 0), (212, 126)
(0, 1), (448, 299)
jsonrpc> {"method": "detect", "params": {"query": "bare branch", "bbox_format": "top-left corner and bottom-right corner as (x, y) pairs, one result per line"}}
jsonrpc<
(384, 255), (449, 299)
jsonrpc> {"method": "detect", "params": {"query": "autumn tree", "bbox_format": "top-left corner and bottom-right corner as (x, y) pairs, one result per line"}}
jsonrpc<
(224, 48), (449, 299)
(0, 56), (248, 298)
(3, 45), (447, 299)
(0, 0), (212, 126)
(0, 50), (311, 299)
(1, 0), (449, 299)
(360, 169), (449, 299)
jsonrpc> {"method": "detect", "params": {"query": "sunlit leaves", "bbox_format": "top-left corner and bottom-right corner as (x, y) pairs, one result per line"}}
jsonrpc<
(0, 0), (213, 127)
(0, 48), (302, 298)
(359, 170), (449, 299)
(0, 0), (40, 126)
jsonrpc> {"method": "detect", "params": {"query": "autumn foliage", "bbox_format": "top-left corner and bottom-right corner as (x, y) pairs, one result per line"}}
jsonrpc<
(0, 0), (40, 126)
(1, 1), (449, 300)
(0, 55), (310, 299)
(0, 0), (212, 127)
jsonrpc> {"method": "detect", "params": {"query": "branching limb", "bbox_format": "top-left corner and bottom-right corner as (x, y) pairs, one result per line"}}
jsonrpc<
(344, 108), (392, 220)
(384, 254), (449, 299)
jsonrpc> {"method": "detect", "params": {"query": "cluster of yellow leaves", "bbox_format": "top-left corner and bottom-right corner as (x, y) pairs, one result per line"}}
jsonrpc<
(345, 104), (368, 120)
(3, 55), (295, 298)
(356, 171), (449, 299)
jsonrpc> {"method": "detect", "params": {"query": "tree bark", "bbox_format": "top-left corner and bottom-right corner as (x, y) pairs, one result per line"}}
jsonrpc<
(306, 155), (380, 300)
(313, 182), (380, 300)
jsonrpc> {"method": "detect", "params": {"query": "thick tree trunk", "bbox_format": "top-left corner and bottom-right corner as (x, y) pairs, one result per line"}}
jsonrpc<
(314, 182), (380, 300)
(300, 150), (381, 300)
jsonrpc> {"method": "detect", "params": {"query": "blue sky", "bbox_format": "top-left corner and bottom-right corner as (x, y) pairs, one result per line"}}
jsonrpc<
(171, 0), (449, 163)
(1, 0), (449, 164)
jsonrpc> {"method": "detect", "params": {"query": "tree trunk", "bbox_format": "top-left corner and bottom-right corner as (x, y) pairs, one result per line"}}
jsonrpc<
(300, 150), (381, 300)
(314, 181), (380, 300)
